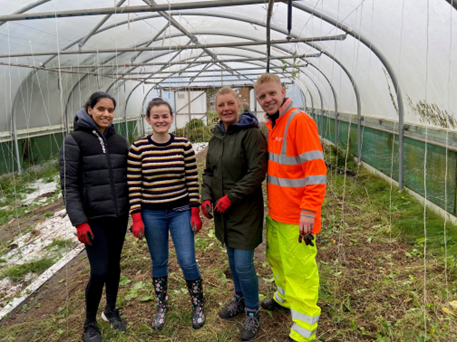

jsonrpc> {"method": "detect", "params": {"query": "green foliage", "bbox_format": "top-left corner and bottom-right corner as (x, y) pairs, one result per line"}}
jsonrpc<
(326, 141), (357, 172)
(1, 257), (55, 282)
(175, 118), (214, 142)
(281, 51), (301, 80)
(45, 239), (77, 252)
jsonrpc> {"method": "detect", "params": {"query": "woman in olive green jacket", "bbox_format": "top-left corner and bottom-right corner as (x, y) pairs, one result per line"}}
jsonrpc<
(201, 87), (267, 341)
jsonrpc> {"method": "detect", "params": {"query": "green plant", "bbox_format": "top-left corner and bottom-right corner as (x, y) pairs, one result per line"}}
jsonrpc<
(281, 51), (301, 80)
(1, 257), (55, 282)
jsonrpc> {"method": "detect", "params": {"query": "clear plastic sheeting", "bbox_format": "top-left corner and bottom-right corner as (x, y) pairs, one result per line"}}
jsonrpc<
(0, 0), (455, 208)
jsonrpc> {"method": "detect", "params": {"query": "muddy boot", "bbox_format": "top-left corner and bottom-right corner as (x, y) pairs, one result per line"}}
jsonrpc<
(151, 276), (168, 330)
(186, 277), (206, 329)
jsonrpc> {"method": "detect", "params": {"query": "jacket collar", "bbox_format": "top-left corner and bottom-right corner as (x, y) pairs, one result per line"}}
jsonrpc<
(74, 108), (114, 138)
(279, 97), (294, 118)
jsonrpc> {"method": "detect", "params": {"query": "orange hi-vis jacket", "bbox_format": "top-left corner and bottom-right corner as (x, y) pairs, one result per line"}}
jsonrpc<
(265, 98), (327, 234)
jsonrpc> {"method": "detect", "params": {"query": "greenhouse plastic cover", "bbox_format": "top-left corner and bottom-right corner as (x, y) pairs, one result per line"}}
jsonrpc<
(0, 0), (456, 136)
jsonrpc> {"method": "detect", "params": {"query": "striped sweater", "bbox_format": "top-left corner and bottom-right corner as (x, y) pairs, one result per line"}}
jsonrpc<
(127, 134), (200, 213)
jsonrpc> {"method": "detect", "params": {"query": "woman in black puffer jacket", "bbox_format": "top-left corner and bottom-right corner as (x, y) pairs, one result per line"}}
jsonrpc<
(59, 92), (129, 342)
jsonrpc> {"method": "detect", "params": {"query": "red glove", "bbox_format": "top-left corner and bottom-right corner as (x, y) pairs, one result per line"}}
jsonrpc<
(214, 195), (232, 214)
(190, 207), (202, 234)
(131, 212), (145, 239)
(76, 223), (94, 246)
(201, 200), (213, 219)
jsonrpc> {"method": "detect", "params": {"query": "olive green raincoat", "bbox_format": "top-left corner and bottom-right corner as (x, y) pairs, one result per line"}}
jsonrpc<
(201, 112), (268, 250)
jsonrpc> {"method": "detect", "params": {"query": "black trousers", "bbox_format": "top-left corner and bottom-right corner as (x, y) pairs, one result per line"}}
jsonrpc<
(85, 214), (128, 322)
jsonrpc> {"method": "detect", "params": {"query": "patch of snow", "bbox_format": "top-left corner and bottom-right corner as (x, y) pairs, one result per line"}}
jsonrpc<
(192, 142), (208, 155)
(23, 179), (58, 204)
(0, 279), (25, 302)
(2, 209), (77, 267)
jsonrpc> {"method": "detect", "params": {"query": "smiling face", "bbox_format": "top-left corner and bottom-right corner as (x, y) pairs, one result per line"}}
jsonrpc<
(87, 97), (115, 133)
(216, 93), (241, 128)
(146, 104), (174, 135)
(255, 80), (286, 115)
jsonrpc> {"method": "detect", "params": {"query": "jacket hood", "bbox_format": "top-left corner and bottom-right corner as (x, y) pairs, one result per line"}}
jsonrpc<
(74, 108), (113, 137)
(217, 111), (259, 134)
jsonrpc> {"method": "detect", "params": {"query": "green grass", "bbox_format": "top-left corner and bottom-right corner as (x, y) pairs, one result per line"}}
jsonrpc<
(1, 144), (457, 341)
(1, 257), (55, 283)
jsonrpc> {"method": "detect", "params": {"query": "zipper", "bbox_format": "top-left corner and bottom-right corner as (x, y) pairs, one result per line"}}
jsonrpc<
(220, 132), (226, 243)
(92, 130), (119, 216)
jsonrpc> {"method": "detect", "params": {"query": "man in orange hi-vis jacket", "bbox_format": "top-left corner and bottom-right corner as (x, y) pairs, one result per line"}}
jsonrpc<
(254, 74), (327, 342)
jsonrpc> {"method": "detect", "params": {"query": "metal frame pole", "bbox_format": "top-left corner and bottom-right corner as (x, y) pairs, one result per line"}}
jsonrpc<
(0, 36), (345, 58)
(0, 1), (283, 22)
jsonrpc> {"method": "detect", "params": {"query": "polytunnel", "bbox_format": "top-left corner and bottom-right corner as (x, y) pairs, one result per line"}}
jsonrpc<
(0, 1), (457, 341)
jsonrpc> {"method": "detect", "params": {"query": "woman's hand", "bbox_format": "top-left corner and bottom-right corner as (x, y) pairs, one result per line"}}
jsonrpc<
(190, 207), (202, 234)
(76, 223), (94, 246)
(214, 195), (232, 213)
(131, 212), (145, 239)
(201, 200), (213, 219)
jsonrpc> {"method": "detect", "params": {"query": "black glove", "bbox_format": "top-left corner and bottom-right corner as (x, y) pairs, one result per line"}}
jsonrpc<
(299, 233), (315, 247)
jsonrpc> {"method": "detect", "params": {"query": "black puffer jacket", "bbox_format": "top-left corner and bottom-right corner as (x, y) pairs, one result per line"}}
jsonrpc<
(59, 108), (130, 226)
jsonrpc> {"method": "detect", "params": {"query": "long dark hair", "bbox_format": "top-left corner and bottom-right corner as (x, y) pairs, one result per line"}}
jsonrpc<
(146, 98), (173, 118)
(84, 92), (117, 111)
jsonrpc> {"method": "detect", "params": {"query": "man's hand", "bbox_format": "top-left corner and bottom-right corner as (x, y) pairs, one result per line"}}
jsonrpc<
(299, 215), (314, 235)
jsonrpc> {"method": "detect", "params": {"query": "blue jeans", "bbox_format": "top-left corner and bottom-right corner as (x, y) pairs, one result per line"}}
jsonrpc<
(226, 247), (259, 310)
(142, 209), (200, 281)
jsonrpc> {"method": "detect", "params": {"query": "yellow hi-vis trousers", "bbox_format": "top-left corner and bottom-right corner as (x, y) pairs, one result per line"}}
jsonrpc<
(266, 215), (320, 342)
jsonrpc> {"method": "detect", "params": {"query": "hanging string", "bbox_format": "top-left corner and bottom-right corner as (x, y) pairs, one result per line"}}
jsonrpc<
(53, 1), (70, 335)
(443, 0), (454, 308)
(6, 22), (20, 231)
(423, 0), (431, 338)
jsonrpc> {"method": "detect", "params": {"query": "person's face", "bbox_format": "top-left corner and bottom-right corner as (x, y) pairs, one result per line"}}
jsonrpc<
(216, 93), (241, 127)
(146, 104), (174, 135)
(255, 81), (286, 115)
(87, 98), (115, 133)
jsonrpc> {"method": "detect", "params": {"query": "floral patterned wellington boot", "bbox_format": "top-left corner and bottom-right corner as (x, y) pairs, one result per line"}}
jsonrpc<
(186, 277), (206, 329)
(152, 276), (168, 330)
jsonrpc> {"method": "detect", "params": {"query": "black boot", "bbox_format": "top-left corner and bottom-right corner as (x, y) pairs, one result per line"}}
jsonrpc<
(240, 308), (261, 341)
(218, 294), (246, 320)
(152, 276), (168, 330)
(186, 277), (206, 329)
(261, 298), (290, 312)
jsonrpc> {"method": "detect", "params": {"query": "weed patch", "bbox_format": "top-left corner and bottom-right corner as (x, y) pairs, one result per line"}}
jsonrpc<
(1, 257), (55, 283)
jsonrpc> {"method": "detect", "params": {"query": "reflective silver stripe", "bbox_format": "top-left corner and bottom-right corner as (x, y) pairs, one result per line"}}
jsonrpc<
(268, 175), (306, 188)
(269, 150), (324, 166)
(291, 323), (317, 339)
(291, 309), (320, 326)
(279, 98), (294, 117)
(280, 109), (301, 155)
(277, 286), (285, 296)
(305, 175), (327, 185)
(301, 213), (315, 218)
(275, 292), (284, 303)
(267, 175), (327, 188)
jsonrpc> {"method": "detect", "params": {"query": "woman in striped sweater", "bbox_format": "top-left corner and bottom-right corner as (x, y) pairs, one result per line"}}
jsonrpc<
(127, 98), (205, 331)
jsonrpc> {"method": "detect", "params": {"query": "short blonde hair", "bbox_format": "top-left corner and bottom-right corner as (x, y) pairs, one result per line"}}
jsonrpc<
(253, 73), (282, 91)
(215, 86), (239, 104)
